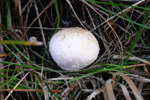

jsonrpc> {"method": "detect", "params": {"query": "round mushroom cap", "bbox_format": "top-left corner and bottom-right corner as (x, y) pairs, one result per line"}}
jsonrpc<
(49, 27), (100, 71)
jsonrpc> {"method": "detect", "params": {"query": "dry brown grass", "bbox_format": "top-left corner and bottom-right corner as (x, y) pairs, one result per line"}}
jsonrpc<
(0, 0), (150, 100)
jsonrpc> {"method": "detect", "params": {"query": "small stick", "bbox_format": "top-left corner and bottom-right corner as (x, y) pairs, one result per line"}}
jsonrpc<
(0, 40), (43, 46)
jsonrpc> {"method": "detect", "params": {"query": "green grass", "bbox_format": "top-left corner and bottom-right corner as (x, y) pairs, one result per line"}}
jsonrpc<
(0, 0), (149, 99)
(86, 0), (150, 30)
(41, 0), (60, 67)
(125, 5), (150, 62)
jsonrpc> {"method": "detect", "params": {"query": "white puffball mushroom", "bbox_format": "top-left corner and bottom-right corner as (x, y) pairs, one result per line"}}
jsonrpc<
(49, 27), (100, 71)
(29, 36), (37, 42)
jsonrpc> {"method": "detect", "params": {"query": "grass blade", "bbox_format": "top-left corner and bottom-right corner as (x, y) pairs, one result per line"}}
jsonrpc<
(125, 5), (150, 62)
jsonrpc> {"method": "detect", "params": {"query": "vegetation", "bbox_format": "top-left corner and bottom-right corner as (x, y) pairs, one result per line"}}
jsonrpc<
(0, 0), (150, 99)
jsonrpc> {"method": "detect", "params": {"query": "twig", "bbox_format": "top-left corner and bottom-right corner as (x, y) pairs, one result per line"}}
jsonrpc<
(66, 0), (87, 30)
(92, 0), (146, 31)
(24, 1), (54, 38)
(0, 23), (4, 100)
(5, 72), (30, 100)
(0, 89), (43, 92)
(81, 0), (123, 55)
(34, 2), (50, 57)
(101, 0), (149, 2)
